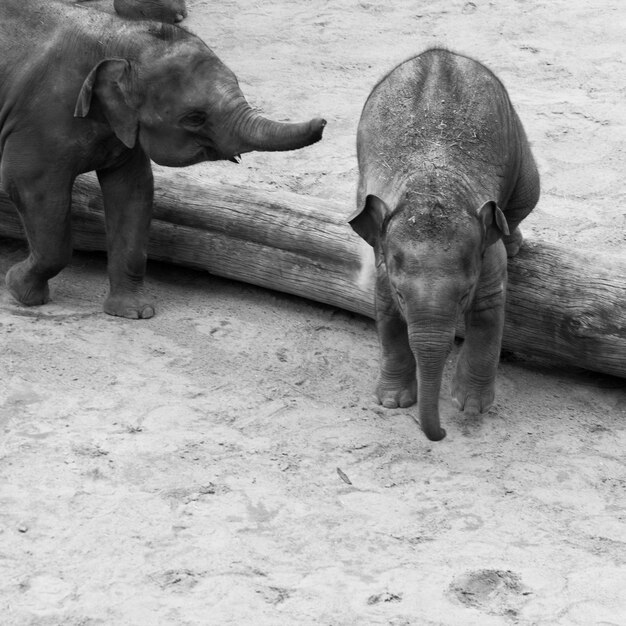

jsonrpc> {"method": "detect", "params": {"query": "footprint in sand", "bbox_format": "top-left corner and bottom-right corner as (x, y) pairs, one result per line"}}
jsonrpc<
(448, 569), (532, 619)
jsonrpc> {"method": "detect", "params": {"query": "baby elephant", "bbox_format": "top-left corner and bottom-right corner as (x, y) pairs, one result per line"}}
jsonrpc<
(349, 48), (540, 441)
(114, 0), (187, 23)
(1, 0), (325, 319)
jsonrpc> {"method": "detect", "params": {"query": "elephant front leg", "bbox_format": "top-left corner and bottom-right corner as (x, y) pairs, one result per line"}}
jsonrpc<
(374, 267), (417, 408)
(451, 241), (507, 416)
(97, 148), (155, 319)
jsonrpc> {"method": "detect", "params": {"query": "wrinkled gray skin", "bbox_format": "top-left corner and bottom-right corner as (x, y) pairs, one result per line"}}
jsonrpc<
(349, 49), (539, 441)
(114, 0), (187, 24)
(0, 0), (325, 319)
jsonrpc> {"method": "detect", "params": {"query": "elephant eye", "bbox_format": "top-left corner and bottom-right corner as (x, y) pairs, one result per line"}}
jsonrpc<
(182, 111), (207, 127)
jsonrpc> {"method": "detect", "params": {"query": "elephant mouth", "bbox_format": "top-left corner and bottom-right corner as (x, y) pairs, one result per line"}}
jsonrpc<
(196, 142), (241, 164)
(206, 149), (242, 164)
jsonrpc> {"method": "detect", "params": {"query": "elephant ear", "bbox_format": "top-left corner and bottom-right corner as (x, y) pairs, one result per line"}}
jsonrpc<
(74, 59), (138, 149)
(348, 194), (390, 247)
(478, 200), (510, 247)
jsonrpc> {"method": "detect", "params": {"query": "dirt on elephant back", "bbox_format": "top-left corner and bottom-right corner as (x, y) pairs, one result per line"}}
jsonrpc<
(1, 0), (626, 624)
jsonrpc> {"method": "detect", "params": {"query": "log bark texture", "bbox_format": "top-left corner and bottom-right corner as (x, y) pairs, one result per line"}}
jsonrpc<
(1, 171), (625, 379)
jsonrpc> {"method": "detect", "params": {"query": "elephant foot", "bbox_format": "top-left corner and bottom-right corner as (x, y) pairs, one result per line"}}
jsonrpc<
(451, 374), (495, 417)
(104, 292), (155, 320)
(503, 227), (523, 258)
(6, 262), (50, 306)
(375, 374), (417, 409)
(452, 384), (496, 417)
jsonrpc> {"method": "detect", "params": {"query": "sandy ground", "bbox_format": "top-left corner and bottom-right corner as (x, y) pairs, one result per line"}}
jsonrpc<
(1, 0), (626, 624)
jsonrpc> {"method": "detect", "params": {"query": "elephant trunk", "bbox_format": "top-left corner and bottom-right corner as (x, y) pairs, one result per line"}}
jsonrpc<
(408, 324), (455, 441)
(223, 96), (326, 154)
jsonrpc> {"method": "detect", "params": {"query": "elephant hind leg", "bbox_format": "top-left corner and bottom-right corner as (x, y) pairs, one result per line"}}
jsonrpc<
(3, 179), (73, 306)
(503, 124), (541, 257)
(503, 226), (523, 258)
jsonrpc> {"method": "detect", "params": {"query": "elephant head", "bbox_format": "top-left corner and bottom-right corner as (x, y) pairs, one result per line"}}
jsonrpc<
(74, 26), (326, 167)
(349, 193), (509, 440)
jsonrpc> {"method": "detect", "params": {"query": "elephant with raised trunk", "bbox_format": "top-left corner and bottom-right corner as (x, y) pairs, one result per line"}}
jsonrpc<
(0, 0), (325, 318)
(350, 49), (539, 441)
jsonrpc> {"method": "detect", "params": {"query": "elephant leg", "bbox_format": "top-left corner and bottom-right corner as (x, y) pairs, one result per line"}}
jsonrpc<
(451, 240), (507, 416)
(97, 147), (155, 319)
(374, 260), (417, 408)
(2, 161), (73, 306)
(503, 121), (541, 257)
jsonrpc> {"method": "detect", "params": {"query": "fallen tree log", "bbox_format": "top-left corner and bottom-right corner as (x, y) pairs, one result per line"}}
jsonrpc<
(1, 171), (625, 379)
